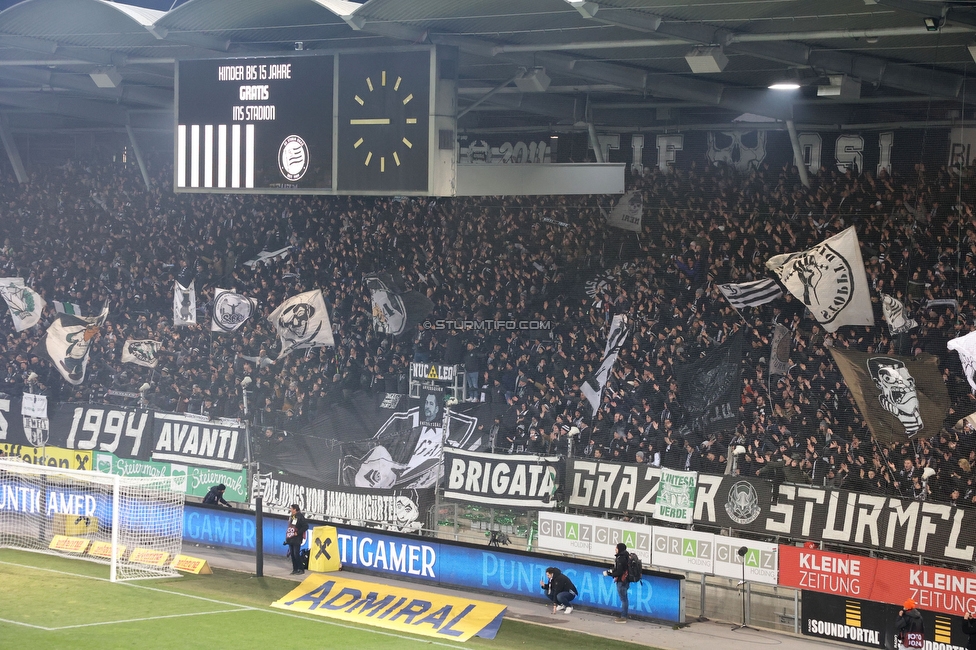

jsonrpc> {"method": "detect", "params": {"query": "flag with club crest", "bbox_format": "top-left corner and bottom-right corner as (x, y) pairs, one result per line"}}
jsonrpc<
(881, 293), (918, 335)
(45, 304), (109, 385)
(269, 290), (334, 359)
(581, 314), (631, 416)
(364, 272), (433, 337)
(173, 280), (196, 326)
(948, 331), (976, 394)
(211, 288), (257, 332)
(0, 277), (45, 331)
(121, 339), (163, 369)
(766, 226), (874, 332)
(717, 278), (782, 309)
(829, 347), (948, 444)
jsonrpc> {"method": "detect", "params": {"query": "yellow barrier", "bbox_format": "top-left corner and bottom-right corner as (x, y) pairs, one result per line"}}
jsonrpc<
(307, 526), (340, 573)
(272, 574), (506, 641)
(48, 535), (90, 554)
(128, 548), (170, 566)
(53, 512), (98, 536)
(171, 555), (213, 574)
(88, 541), (126, 559)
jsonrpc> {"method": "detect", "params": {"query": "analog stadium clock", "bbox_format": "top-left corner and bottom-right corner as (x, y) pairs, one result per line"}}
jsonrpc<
(337, 51), (431, 193)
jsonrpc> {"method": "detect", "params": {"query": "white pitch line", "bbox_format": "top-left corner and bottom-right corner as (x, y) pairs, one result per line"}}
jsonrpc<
(0, 559), (471, 650)
(48, 608), (250, 631)
(0, 616), (52, 630)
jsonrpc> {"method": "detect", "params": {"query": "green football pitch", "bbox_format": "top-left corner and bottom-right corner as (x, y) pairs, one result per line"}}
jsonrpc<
(0, 548), (656, 649)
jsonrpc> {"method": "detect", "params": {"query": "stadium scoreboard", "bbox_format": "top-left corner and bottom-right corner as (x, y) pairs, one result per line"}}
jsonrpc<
(175, 48), (444, 195)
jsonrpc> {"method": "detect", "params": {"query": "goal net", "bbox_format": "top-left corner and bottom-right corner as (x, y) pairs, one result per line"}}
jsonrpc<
(0, 458), (185, 581)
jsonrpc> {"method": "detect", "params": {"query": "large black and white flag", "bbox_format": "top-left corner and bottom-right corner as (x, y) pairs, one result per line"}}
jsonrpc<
(717, 278), (782, 309)
(674, 328), (744, 437)
(243, 245), (292, 268)
(173, 280), (196, 326)
(881, 293), (918, 335)
(269, 290), (334, 359)
(121, 339), (162, 368)
(605, 190), (643, 232)
(766, 226), (874, 332)
(0, 277), (45, 331)
(211, 288), (257, 332)
(364, 272), (434, 337)
(45, 304), (109, 385)
(830, 348), (948, 444)
(581, 314), (631, 416)
(948, 331), (976, 394)
(769, 324), (792, 377)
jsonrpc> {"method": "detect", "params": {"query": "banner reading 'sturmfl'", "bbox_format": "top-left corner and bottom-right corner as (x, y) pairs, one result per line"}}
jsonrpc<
(442, 449), (560, 508)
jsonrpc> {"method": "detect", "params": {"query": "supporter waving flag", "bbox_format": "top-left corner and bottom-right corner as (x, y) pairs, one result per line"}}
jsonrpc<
(0, 277), (45, 331)
(605, 190), (643, 232)
(716, 278), (781, 309)
(269, 289), (334, 359)
(45, 303), (109, 385)
(948, 331), (976, 394)
(173, 280), (196, 326)
(766, 226), (874, 332)
(581, 314), (631, 417)
(364, 272), (433, 337)
(121, 339), (162, 368)
(211, 288), (257, 332)
(881, 293), (918, 335)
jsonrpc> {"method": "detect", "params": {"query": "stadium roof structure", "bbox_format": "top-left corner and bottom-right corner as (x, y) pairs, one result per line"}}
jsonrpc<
(0, 0), (974, 138)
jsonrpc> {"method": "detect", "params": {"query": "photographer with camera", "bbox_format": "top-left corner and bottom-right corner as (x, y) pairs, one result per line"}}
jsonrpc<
(962, 609), (976, 650)
(540, 567), (577, 615)
(604, 542), (631, 623)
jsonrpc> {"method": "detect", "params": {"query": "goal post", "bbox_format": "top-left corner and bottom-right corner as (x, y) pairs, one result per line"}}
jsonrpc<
(0, 458), (185, 581)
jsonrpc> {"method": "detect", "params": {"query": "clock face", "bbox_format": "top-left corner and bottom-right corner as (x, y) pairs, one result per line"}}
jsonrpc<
(337, 51), (431, 193)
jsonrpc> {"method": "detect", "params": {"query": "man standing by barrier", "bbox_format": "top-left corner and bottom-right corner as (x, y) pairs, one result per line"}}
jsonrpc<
(895, 599), (924, 649)
(284, 504), (309, 575)
(604, 542), (630, 623)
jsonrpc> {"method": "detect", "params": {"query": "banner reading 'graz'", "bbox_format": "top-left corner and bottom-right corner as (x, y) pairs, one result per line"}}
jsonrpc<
(568, 459), (976, 565)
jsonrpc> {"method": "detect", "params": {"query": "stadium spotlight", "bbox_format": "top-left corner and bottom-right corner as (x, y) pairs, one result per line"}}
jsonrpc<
(924, 17), (941, 32)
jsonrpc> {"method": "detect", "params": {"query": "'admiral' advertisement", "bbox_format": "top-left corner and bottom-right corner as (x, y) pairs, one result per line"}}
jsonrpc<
(181, 503), (685, 622)
(567, 459), (976, 565)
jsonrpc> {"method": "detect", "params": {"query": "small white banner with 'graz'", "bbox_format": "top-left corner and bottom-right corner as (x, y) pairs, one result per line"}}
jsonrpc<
(537, 511), (651, 563)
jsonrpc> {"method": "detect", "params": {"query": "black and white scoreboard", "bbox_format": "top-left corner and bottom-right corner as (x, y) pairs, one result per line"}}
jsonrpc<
(175, 47), (449, 195)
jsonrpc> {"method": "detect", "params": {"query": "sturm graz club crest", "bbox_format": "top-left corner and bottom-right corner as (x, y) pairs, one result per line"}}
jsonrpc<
(781, 241), (853, 324)
(212, 290), (255, 332)
(278, 135), (309, 182)
(725, 480), (761, 525)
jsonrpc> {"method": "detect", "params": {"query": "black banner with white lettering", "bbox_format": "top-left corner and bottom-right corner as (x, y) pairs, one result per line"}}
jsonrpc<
(674, 329), (743, 438)
(152, 412), (246, 470)
(801, 591), (888, 648)
(567, 459), (976, 566)
(253, 466), (434, 534)
(802, 591), (970, 650)
(49, 403), (152, 460)
(443, 449), (560, 508)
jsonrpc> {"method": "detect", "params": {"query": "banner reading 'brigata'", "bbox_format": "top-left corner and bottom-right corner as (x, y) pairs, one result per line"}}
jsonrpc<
(443, 449), (560, 508)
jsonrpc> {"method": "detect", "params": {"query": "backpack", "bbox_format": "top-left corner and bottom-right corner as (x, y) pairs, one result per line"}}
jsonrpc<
(627, 552), (643, 583)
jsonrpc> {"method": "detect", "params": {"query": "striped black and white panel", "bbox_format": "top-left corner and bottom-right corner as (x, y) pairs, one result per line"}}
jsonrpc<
(176, 124), (255, 189)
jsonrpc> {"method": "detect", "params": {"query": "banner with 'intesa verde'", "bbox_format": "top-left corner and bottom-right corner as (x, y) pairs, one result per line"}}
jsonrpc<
(654, 468), (697, 524)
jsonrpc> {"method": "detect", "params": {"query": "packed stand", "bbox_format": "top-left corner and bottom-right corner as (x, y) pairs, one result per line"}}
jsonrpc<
(1, 158), (976, 506)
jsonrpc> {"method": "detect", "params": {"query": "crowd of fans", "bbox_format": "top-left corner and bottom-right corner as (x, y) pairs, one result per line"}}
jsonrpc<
(2, 154), (976, 506)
